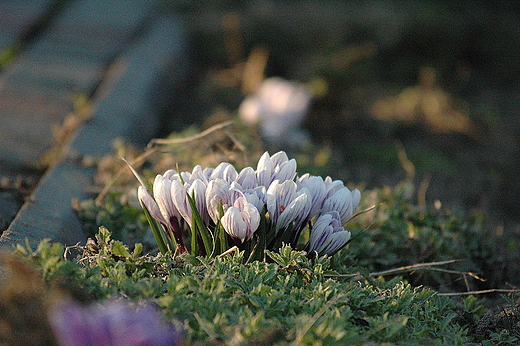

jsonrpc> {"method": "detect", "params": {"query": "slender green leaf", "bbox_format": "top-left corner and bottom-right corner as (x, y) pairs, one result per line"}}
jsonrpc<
(140, 201), (169, 254)
(187, 192), (213, 256)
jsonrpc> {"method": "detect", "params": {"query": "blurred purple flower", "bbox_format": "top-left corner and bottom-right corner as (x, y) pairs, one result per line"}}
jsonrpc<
(49, 300), (181, 346)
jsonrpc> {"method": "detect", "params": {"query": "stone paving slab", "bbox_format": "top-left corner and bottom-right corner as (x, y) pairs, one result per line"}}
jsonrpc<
(0, 0), (53, 51)
(0, 0), (155, 174)
(0, 14), (188, 249)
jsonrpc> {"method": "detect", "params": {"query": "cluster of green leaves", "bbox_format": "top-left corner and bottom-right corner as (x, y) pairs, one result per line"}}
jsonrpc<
(12, 231), (492, 346)
(341, 183), (496, 290)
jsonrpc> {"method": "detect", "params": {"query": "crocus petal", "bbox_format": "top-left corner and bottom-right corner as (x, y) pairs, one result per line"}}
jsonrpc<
(153, 175), (182, 229)
(308, 211), (349, 255)
(206, 179), (231, 223)
(322, 187), (361, 224)
(211, 162), (237, 182)
(191, 165), (208, 184)
(275, 188), (312, 233)
(273, 158), (297, 182)
(256, 152), (273, 187)
(221, 197), (260, 243)
(171, 179), (192, 227)
(162, 169), (178, 180)
(323, 230), (351, 254)
(266, 180), (297, 227)
(138, 186), (166, 225)
(188, 179), (209, 224)
(221, 207), (247, 242)
(297, 174), (327, 218)
(236, 166), (257, 190)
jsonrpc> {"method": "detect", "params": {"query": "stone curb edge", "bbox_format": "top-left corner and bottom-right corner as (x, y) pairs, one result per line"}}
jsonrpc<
(0, 15), (188, 250)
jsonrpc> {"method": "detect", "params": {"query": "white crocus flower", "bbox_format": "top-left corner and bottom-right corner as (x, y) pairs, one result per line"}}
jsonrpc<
(238, 77), (311, 146)
(274, 187), (312, 233)
(256, 151), (274, 187)
(190, 165), (209, 184)
(162, 169), (178, 180)
(188, 179), (209, 225)
(266, 179), (298, 227)
(236, 166), (257, 190)
(210, 162), (238, 183)
(322, 187), (361, 224)
(273, 158), (297, 183)
(308, 211), (351, 255)
(205, 179), (246, 224)
(205, 178), (231, 224)
(256, 151), (296, 187)
(172, 179), (209, 228)
(137, 186), (166, 226)
(171, 179), (191, 227)
(221, 196), (261, 243)
(153, 174), (183, 232)
(297, 173), (327, 218)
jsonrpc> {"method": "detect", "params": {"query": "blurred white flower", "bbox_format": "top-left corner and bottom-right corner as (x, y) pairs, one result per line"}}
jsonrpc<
(239, 77), (312, 146)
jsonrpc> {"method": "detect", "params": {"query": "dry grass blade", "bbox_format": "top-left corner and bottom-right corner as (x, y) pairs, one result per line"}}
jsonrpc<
(147, 120), (235, 147)
(95, 148), (158, 205)
(438, 289), (520, 297)
(325, 259), (460, 281)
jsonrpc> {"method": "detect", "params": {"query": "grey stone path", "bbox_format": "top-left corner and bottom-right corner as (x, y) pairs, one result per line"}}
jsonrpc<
(0, 0), (188, 249)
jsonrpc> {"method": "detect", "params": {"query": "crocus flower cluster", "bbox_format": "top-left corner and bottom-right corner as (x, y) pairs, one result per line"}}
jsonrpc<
(49, 300), (181, 346)
(137, 151), (360, 259)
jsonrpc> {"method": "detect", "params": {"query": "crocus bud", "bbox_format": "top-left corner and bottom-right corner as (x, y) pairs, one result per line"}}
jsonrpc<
(138, 186), (166, 226)
(221, 196), (261, 243)
(308, 211), (351, 256)
(322, 187), (361, 224)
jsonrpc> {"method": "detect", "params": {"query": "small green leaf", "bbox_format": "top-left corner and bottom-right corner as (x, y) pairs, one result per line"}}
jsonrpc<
(111, 241), (131, 258)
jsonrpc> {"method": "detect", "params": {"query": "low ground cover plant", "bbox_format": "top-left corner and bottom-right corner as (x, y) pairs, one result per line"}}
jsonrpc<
(2, 128), (518, 345)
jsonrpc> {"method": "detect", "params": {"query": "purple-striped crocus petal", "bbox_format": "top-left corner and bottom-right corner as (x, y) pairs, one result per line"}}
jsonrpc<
(221, 197), (260, 243)
(244, 191), (262, 212)
(297, 174), (327, 218)
(221, 207), (245, 242)
(323, 230), (351, 255)
(236, 166), (257, 190)
(171, 179), (192, 228)
(188, 179), (209, 225)
(210, 162), (237, 182)
(273, 158), (297, 183)
(322, 187), (361, 224)
(228, 181), (245, 203)
(203, 166), (214, 180)
(235, 196), (261, 239)
(222, 164), (238, 183)
(191, 165), (209, 184)
(256, 151), (273, 187)
(153, 175), (182, 228)
(138, 186), (166, 226)
(206, 178), (231, 223)
(308, 211), (344, 254)
(162, 169), (178, 180)
(266, 179), (297, 227)
(270, 151), (289, 167)
(324, 176), (345, 197)
(274, 187), (312, 233)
